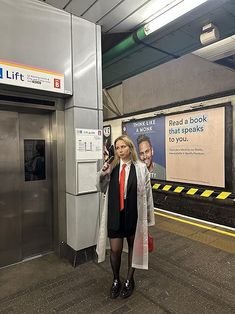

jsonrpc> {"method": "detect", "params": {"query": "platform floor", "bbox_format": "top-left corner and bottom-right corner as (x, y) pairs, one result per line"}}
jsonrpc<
(0, 211), (234, 314)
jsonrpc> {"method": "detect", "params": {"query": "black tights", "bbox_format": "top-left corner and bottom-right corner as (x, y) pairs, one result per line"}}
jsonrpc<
(109, 235), (135, 282)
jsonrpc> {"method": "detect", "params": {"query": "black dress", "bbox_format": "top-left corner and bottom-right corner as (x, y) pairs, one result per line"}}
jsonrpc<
(108, 163), (138, 238)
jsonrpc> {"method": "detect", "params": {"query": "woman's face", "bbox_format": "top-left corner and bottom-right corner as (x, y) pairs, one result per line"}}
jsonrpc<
(115, 140), (131, 162)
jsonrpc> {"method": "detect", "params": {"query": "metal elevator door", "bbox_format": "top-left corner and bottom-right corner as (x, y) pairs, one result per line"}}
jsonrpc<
(0, 110), (53, 267)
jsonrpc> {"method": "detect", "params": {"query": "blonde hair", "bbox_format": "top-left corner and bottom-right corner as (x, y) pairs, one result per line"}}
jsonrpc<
(113, 135), (138, 167)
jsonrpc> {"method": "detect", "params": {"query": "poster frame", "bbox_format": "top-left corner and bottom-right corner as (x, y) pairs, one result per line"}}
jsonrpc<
(122, 102), (233, 191)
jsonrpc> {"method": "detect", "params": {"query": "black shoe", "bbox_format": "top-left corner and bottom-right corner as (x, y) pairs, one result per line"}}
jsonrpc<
(110, 279), (121, 299)
(120, 279), (135, 299)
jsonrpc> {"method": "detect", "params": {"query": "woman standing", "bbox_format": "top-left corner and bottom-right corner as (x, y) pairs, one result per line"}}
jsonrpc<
(96, 135), (155, 299)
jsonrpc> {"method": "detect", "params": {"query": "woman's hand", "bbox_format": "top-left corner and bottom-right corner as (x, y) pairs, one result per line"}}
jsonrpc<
(102, 162), (111, 175)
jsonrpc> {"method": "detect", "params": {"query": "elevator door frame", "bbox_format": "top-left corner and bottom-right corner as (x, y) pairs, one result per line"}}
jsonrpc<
(0, 96), (66, 267)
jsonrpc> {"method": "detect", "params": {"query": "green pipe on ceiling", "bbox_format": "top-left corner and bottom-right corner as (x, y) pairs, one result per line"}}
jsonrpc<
(102, 26), (146, 65)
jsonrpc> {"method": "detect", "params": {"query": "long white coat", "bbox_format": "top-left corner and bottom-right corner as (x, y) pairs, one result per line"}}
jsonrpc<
(96, 161), (155, 270)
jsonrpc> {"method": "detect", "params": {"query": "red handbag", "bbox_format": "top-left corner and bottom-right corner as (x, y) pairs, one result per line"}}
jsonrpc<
(136, 233), (154, 254)
(148, 233), (154, 253)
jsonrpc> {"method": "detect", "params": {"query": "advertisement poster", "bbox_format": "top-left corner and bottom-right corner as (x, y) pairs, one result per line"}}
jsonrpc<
(122, 106), (225, 187)
(165, 107), (225, 187)
(122, 117), (166, 180)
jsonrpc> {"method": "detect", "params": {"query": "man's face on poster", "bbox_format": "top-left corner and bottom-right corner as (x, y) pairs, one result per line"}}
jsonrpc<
(138, 141), (154, 170)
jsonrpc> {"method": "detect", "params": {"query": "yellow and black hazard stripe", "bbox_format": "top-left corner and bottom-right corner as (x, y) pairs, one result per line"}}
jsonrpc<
(152, 183), (235, 201)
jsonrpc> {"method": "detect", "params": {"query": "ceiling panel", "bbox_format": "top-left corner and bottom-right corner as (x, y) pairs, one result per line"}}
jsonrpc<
(65, 0), (97, 17)
(100, 0), (152, 33)
(82, 0), (123, 23)
(152, 30), (199, 56)
(209, 7), (235, 36)
(40, 0), (69, 10)
(223, 0), (235, 15)
(103, 47), (171, 85)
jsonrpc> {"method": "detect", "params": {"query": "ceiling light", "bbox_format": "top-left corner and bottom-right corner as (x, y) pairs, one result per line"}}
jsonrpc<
(143, 0), (182, 23)
(144, 0), (209, 36)
(193, 34), (235, 61)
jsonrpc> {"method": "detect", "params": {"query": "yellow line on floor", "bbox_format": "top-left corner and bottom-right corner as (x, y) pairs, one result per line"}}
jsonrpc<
(155, 211), (235, 238)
